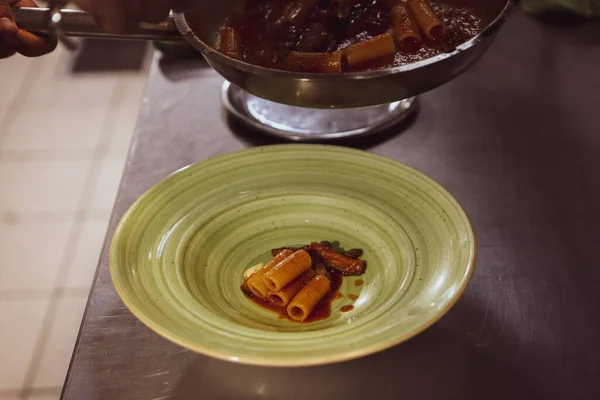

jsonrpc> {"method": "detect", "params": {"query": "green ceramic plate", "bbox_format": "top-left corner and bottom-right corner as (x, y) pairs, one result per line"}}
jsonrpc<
(110, 145), (476, 366)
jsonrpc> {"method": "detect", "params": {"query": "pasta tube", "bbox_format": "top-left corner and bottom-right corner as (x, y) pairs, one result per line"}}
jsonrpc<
(219, 27), (243, 59)
(342, 31), (396, 67)
(407, 0), (447, 39)
(285, 51), (345, 73)
(390, 5), (422, 51)
(268, 269), (316, 307)
(287, 275), (331, 322)
(264, 250), (312, 291)
(247, 249), (293, 299)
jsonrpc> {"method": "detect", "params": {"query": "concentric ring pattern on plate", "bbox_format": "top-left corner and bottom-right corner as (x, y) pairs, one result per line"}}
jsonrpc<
(110, 144), (476, 366)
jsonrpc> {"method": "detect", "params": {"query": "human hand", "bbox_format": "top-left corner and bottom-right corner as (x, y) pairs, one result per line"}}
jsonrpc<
(0, 0), (57, 59)
(72, 0), (174, 33)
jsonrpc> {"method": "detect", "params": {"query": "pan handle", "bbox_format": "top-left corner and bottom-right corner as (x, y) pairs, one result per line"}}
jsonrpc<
(11, 6), (184, 46)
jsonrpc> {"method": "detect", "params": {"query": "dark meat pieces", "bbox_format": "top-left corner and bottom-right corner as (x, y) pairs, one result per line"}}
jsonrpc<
(343, 248), (364, 259)
(271, 241), (366, 276)
(296, 22), (332, 52)
(309, 242), (367, 276)
(271, 246), (301, 256)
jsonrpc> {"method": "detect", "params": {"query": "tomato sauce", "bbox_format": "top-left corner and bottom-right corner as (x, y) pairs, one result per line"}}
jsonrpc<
(222, 0), (484, 71)
(244, 271), (344, 323)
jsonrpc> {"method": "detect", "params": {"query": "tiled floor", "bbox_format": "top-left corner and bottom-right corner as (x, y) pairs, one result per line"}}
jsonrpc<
(0, 42), (150, 399)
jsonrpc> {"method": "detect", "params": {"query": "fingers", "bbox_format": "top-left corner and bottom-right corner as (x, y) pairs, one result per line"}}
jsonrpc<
(0, 1), (19, 59)
(13, 28), (57, 57)
(0, 36), (16, 58)
(0, 14), (18, 40)
(0, 0), (57, 59)
(0, 0), (19, 40)
(0, 45), (16, 58)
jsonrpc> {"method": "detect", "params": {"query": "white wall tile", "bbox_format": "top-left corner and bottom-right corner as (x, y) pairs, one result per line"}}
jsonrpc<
(86, 151), (127, 212)
(0, 55), (32, 122)
(106, 76), (147, 152)
(0, 160), (91, 213)
(30, 296), (87, 389)
(2, 107), (108, 154)
(0, 46), (70, 127)
(63, 219), (109, 290)
(0, 298), (49, 390)
(0, 37), (149, 398)
(27, 393), (60, 400)
(23, 74), (119, 111)
(0, 219), (72, 292)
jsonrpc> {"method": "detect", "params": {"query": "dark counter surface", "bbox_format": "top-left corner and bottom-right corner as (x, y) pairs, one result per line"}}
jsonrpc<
(62, 11), (600, 400)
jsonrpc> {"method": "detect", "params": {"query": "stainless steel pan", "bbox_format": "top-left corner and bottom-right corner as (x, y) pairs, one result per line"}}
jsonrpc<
(12, 0), (516, 108)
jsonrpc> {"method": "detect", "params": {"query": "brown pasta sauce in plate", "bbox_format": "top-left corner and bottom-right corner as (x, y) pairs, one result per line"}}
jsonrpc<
(244, 270), (343, 323)
(218, 0), (484, 72)
(241, 241), (366, 323)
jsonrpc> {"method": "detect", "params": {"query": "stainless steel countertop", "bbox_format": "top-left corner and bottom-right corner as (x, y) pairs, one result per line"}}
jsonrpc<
(62, 11), (600, 400)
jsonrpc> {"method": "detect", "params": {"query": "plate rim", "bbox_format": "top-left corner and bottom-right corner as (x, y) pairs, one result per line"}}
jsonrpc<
(109, 144), (477, 367)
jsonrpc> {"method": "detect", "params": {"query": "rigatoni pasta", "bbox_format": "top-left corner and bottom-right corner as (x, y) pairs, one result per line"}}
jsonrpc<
(285, 51), (345, 73)
(264, 250), (312, 291)
(287, 275), (331, 322)
(214, 0), (480, 73)
(390, 4), (422, 51)
(407, 0), (447, 39)
(247, 249), (293, 299)
(241, 241), (367, 323)
(268, 269), (316, 306)
(342, 31), (396, 67)
(219, 27), (243, 59)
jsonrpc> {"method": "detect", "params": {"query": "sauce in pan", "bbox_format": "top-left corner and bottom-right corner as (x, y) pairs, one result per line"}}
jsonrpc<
(219, 0), (484, 72)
